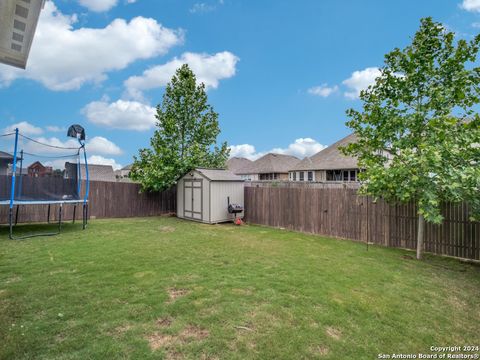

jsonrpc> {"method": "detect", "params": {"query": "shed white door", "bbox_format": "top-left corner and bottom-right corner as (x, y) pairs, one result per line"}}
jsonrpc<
(184, 179), (203, 220)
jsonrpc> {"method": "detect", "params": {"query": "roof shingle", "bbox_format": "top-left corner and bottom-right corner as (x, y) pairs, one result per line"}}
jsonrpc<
(238, 153), (300, 174)
(226, 157), (252, 174)
(292, 133), (358, 171)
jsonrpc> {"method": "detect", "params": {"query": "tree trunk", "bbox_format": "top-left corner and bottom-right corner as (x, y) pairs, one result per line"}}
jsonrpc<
(416, 213), (425, 260)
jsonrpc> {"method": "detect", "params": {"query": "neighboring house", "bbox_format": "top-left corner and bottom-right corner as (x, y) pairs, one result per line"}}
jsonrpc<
(226, 157), (252, 175)
(289, 133), (360, 182)
(115, 164), (132, 179)
(64, 162), (116, 182)
(237, 153), (300, 181)
(28, 161), (53, 177)
(0, 151), (14, 176)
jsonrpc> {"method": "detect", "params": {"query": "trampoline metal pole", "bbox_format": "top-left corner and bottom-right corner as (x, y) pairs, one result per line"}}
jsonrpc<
(9, 128), (19, 240)
(15, 205), (19, 226)
(72, 205), (76, 224)
(82, 203), (86, 230)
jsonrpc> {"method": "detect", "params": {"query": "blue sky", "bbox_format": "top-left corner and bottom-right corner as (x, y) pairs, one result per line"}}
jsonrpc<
(1, 0), (479, 169)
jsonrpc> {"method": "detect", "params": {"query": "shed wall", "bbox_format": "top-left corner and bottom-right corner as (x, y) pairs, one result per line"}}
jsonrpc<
(210, 181), (244, 223)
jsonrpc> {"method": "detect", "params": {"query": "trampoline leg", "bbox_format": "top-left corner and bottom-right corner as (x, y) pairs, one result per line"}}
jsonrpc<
(9, 208), (13, 240)
(47, 204), (51, 224)
(82, 204), (88, 230)
(58, 205), (63, 233)
(72, 205), (76, 224)
(15, 205), (20, 226)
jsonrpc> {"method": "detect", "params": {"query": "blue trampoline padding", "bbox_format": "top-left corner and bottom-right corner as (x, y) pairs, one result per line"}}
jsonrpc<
(0, 200), (88, 205)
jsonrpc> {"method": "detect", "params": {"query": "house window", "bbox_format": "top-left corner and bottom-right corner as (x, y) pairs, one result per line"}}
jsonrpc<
(326, 170), (344, 181)
(308, 171), (313, 182)
(293, 172), (296, 181)
(299, 172), (305, 181)
(350, 170), (357, 182)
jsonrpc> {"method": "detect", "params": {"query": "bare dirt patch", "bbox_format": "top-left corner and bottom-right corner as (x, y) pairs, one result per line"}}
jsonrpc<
(311, 345), (330, 356)
(147, 333), (175, 351)
(146, 324), (209, 352)
(180, 325), (210, 340)
(231, 288), (253, 296)
(112, 324), (133, 336)
(326, 326), (342, 340)
(167, 288), (189, 303)
(159, 226), (176, 233)
(448, 294), (467, 310)
(6, 275), (21, 284)
(156, 317), (173, 328)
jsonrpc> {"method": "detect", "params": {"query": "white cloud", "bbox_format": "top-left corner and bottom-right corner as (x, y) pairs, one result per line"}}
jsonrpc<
(308, 84), (338, 97)
(78, 0), (118, 12)
(270, 138), (327, 159)
(342, 67), (381, 99)
(229, 138), (326, 160)
(461, 0), (480, 12)
(0, 2), (183, 91)
(82, 99), (156, 131)
(3, 121), (44, 136)
(125, 51), (239, 99)
(229, 144), (258, 160)
(13, 134), (122, 157)
(87, 155), (122, 170)
(87, 136), (123, 155)
(46, 125), (66, 132)
(190, 3), (216, 13)
(189, 0), (224, 13)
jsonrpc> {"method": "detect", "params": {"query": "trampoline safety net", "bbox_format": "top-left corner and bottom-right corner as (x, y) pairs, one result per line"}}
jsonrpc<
(0, 132), (85, 203)
(0, 126), (89, 239)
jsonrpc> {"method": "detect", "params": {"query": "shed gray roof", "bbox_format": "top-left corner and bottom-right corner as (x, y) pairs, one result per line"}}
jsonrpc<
(195, 168), (243, 182)
(292, 133), (358, 171)
(226, 157), (252, 174)
(237, 153), (300, 175)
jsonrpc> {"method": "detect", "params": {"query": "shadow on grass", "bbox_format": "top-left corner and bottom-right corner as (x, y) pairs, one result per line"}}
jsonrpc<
(0, 221), (85, 239)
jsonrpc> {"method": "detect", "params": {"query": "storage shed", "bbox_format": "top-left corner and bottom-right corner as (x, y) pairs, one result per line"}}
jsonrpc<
(177, 168), (245, 224)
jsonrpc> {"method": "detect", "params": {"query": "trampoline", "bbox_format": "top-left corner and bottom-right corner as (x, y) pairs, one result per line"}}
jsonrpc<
(0, 124), (90, 239)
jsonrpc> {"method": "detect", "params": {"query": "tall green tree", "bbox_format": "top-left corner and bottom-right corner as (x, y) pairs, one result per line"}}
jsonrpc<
(130, 64), (230, 191)
(343, 18), (480, 259)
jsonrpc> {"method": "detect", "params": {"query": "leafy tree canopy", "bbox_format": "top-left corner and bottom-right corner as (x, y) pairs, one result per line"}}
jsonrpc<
(130, 64), (230, 191)
(343, 17), (480, 224)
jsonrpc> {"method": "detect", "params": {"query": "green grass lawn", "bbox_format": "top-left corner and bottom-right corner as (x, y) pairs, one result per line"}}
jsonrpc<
(0, 217), (479, 360)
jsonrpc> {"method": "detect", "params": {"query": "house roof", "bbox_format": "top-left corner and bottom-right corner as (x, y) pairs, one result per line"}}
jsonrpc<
(0, 151), (22, 161)
(226, 157), (252, 174)
(65, 162), (116, 182)
(237, 153), (300, 174)
(28, 161), (47, 170)
(292, 133), (359, 171)
(0, 151), (14, 160)
(194, 168), (243, 182)
(121, 164), (133, 171)
(0, 0), (46, 69)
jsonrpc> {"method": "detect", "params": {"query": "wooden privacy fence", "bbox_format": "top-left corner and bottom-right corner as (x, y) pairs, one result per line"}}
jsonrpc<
(0, 180), (176, 224)
(244, 183), (480, 260)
